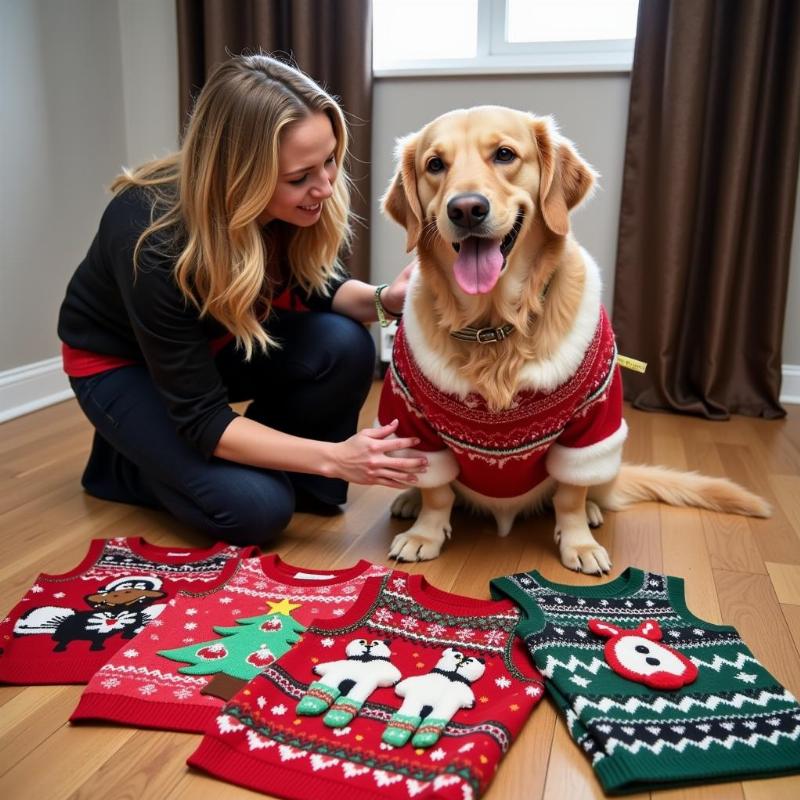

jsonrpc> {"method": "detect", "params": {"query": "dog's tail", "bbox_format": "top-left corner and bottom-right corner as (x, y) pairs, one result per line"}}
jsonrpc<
(593, 464), (771, 518)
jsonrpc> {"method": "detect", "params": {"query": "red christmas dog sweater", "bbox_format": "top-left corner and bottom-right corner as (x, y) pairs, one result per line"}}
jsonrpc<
(188, 571), (544, 800)
(0, 537), (252, 685)
(379, 308), (626, 498)
(70, 555), (388, 733)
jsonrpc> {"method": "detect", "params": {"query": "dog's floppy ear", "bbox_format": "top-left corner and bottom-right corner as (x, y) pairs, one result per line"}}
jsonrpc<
(382, 132), (423, 252)
(532, 116), (598, 237)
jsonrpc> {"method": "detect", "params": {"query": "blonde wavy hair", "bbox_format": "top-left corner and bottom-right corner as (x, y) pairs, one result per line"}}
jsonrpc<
(111, 53), (351, 357)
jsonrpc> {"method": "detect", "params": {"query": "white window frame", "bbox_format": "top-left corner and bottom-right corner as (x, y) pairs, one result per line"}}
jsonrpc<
(373, 0), (636, 78)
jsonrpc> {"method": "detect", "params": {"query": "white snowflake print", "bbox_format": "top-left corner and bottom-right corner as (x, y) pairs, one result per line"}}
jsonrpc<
(332, 608), (345, 617)
(173, 687), (193, 700)
(400, 616), (419, 631)
(380, 742), (396, 751)
(392, 577), (406, 590)
(231, 610), (242, 615)
(271, 704), (287, 716)
(624, 601), (633, 608)
(122, 649), (139, 658)
(184, 622), (198, 631)
(149, 619), (164, 627)
(525, 685), (542, 698)
(484, 630), (504, 646)
(321, 638), (336, 648)
(185, 608), (198, 616)
(219, 597), (233, 605)
(576, 630), (588, 639)
(495, 676), (511, 689)
(693, 628), (705, 636)
(168, 599), (177, 607)
(30, 584), (44, 593)
(427, 623), (446, 637)
(342, 585), (357, 594)
(455, 628), (475, 642)
(101, 678), (121, 689)
(553, 597), (563, 604)
(668, 630), (681, 638)
(577, 598), (586, 606)
(53, 592), (66, 599)
(457, 742), (475, 753)
(429, 748), (446, 762)
(149, 634), (160, 642)
(599, 599), (609, 607)
(374, 608), (393, 624)
(254, 581), (268, 590)
(138, 684), (158, 696)
(182, 638), (195, 644)
(519, 576), (533, 586)
(257, 696), (267, 709)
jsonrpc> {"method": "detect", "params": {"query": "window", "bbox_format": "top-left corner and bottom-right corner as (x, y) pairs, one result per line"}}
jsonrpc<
(372, 0), (639, 76)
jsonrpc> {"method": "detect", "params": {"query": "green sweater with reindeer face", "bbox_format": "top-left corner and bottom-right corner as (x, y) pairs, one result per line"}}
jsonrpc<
(491, 567), (800, 794)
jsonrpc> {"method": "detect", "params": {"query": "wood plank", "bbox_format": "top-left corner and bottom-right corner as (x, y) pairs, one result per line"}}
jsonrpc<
(766, 563), (800, 606)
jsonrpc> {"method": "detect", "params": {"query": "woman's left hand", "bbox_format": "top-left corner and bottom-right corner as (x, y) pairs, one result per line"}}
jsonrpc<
(381, 259), (416, 318)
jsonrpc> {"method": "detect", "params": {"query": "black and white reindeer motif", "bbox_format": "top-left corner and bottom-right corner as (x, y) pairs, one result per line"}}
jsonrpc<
(13, 576), (167, 652)
(383, 647), (486, 748)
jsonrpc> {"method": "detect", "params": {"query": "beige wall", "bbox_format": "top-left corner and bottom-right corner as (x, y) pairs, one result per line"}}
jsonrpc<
(1, 0), (798, 382)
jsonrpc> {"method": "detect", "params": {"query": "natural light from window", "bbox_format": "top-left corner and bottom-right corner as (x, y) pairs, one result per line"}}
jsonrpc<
(506, 0), (639, 43)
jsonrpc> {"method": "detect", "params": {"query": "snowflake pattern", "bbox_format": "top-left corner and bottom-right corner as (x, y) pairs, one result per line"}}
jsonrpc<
(455, 627), (475, 641)
(495, 676), (511, 689)
(173, 687), (193, 700)
(392, 577), (406, 591)
(219, 597), (233, 605)
(429, 748), (446, 761)
(149, 619), (164, 627)
(484, 630), (504, 646)
(332, 608), (345, 617)
(138, 684), (157, 696)
(321, 638), (335, 648)
(400, 616), (419, 631)
(101, 678), (121, 689)
(271, 704), (287, 716)
(525, 685), (542, 698)
(374, 608), (393, 624)
(458, 742), (475, 753)
(184, 622), (198, 631)
(185, 608), (198, 616)
(427, 623), (446, 638)
(53, 592), (66, 599)
(30, 585), (44, 593)
(122, 649), (139, 658)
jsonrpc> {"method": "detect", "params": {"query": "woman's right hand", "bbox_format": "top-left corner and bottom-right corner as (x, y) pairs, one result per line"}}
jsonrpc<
(326, 419), (428, 488)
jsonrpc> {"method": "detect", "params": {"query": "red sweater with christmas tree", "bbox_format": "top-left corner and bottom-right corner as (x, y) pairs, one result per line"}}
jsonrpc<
(0, 537), (251, 685)
(188, 571), (544, 800)
(70, 555), (388, 733)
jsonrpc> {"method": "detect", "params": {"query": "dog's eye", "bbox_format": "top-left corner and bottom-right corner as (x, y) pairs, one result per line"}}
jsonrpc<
(494, 147), (516, 163)
(426, 156), (445, 174)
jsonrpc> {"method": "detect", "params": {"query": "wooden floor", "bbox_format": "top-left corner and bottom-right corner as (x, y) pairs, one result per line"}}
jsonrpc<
(1, 383), (800, 800)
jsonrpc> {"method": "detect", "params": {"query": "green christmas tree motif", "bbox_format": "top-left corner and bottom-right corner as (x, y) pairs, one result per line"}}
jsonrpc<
(159, 598), (305, 683)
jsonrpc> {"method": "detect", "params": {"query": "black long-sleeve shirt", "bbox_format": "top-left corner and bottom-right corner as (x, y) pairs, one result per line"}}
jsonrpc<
(58, 187), (348, 458)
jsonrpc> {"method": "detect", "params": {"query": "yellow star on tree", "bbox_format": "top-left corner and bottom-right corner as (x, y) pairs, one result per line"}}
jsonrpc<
(266, 598), (302, 616)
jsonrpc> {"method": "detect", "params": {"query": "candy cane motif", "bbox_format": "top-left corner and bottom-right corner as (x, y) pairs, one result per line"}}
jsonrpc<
(587, 619), (699, 690)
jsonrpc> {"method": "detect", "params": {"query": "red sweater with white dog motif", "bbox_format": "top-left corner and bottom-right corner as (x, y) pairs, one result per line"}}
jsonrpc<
(379, 307), (625, 498)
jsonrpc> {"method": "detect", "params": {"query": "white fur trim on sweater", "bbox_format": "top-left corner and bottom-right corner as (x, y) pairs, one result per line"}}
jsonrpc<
(545, 420), (628, 486)
(518, 247), (602, 392)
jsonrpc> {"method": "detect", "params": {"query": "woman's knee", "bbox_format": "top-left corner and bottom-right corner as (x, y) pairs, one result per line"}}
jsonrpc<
(160, 469), (296, 548)
(315, 315), (375, 388)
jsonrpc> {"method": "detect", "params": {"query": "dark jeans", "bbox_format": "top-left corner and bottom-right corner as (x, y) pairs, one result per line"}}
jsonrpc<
(70, 310), (375, 547)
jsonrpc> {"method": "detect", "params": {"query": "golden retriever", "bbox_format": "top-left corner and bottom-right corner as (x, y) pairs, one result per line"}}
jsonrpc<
(377, 105), (770, 574)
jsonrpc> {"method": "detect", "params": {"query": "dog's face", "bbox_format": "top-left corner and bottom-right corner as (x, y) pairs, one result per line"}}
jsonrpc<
(383, 106), (597, 297)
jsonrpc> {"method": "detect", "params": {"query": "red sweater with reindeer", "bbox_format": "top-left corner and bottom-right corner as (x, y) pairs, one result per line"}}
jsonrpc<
(0, 537), (252, 685)
(379, 307), (626, 497)
(70, 555), (387, 733)
(188, 571), (544, 800)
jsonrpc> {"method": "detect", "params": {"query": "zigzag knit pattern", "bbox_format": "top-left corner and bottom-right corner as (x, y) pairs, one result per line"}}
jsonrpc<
(491, 567), (800, 794)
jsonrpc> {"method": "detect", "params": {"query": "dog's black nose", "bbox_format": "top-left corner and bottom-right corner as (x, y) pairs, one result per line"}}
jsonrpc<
(447, 193), (490, 228)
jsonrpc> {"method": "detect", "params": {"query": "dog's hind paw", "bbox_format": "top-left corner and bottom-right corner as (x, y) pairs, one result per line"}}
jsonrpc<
(391, 488), (422, 519)
(586, 500), (604, 528)
(389, 529), (447, 562)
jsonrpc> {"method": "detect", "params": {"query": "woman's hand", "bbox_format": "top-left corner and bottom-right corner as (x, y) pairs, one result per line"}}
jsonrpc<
(380, 259), (416, 318)
(326, 419), (428, 488)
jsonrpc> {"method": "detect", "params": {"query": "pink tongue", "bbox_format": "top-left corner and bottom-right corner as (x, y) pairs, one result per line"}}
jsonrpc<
(452, 237), (504, 294)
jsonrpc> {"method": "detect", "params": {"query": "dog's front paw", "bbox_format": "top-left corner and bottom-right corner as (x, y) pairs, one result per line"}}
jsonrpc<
(389, 524), (449, 562)
(555, 527), (611, 575)
(391, 488), (421, 519)
(585, 500), (604, 528)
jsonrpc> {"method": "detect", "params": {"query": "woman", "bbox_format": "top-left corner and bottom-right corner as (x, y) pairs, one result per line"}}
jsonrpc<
(57, 54), (425, 546)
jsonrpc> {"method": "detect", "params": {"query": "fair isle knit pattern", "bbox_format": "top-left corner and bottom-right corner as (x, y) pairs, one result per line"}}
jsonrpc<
(378, 308), (624, 498)
(70, 555), (387, 733)
(491, 567), (800, 794)
(188, 571), (544, 800)
(0, 537), (252, 685)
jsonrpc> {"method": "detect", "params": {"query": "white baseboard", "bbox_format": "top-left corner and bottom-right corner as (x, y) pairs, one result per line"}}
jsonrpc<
(782, 364), (800, 405)
(0, 354), (797, 424)
(0, 356), (74, 424)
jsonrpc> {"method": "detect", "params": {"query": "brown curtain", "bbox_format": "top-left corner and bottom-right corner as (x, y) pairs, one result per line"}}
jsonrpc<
(612, 0), (800, 419)
(175, 0), (373, 281)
